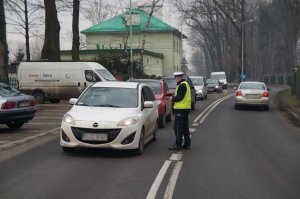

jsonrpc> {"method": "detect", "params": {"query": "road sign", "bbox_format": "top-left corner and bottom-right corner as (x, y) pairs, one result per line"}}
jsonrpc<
(240, 72), (246, 80)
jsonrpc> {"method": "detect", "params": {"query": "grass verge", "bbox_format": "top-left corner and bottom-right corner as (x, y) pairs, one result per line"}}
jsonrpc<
(277, 87), (300, 119)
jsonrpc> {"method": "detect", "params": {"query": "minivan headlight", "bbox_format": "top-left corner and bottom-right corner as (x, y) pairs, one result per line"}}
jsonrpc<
(63, 114), (76, 125)
(118, 117), (139, 126)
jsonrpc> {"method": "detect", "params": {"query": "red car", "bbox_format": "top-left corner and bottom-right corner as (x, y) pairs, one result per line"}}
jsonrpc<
(128, 79), (173, 128)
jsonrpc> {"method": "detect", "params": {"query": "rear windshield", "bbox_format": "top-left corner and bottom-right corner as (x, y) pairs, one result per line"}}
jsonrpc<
(211, 74), (226, 79)
(240, 83), (266, 90)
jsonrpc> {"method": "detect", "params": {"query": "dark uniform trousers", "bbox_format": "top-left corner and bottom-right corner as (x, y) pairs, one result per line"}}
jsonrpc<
(174, 109), (191, 147)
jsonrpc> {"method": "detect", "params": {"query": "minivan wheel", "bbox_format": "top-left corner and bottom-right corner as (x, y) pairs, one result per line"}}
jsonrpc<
(134, 130), (144, 155)
(7, 121), (24, 129)
(33, 92), (45, 104)
(158, 112), (166, 128)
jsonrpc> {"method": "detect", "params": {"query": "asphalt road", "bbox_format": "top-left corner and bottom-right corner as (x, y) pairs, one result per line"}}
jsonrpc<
(0, 88), (300, 199)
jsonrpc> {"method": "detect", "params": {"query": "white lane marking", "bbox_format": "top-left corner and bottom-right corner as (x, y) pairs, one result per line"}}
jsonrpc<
(192, 122), (199, 127)
(147, 152), (184, 199)
(146, 160), (172, 199)
(199, 94), (233, 123)
(194, 94), (234, 124)
(170, 153), (183, 161)
(163, 161), (183, 199)
(189, 128), (196, 133)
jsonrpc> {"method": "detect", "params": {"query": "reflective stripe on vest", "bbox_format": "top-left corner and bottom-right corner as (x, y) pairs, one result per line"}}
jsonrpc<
(174, 81), (191, 109)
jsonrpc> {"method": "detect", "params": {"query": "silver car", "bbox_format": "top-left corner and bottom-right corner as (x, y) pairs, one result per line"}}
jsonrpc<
(190, 76), (208, 100)
(0, 83), (36, 129)
(234, 81), (270, 111)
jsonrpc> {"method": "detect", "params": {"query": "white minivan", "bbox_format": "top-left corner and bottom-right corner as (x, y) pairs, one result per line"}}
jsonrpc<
(210, 71), (227, 89)
(17, 62), (116, 103)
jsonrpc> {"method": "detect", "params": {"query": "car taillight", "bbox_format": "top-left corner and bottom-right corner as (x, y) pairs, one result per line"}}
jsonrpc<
(236, 90), (242, 96)
(30, 100), (36, 106)
(1, 102), (17, 109)
(263, 91), (269, 97)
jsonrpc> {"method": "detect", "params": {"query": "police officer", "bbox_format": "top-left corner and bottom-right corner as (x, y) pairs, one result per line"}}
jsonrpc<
(169, 72), (191, 150)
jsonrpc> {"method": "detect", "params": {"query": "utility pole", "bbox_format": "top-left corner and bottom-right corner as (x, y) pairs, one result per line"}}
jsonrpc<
(129, 0), (133, 78)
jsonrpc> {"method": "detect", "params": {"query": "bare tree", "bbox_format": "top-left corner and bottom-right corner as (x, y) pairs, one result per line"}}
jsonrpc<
(81, 0), (118, 25)
(41, 0), (60, 61)
(71, 0), (80, 61)
(4, 0), (43, 61)
(0, 0), (9, 78)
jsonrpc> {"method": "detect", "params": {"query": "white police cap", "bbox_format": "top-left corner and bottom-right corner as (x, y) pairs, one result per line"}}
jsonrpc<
(173, 72), (184, 77)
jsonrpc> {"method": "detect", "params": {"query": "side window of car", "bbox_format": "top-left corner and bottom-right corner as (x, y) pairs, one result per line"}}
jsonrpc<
(85, 70), (101, 82)
(142, 86), (155, 101)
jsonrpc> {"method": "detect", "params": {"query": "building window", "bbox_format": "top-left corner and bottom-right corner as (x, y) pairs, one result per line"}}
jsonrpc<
(120, 44), (122, 49)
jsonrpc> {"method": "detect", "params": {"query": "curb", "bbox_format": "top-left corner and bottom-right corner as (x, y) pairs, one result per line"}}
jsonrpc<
(287, 109), (300, 120)
(0, 127), (60, 151)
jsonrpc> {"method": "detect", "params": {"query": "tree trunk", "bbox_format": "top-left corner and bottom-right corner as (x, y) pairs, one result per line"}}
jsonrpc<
(0, 0), (8, 78)
(72, 0), (80, 61)
(24, 0), (30, 61)
(41, 0), (60, 61)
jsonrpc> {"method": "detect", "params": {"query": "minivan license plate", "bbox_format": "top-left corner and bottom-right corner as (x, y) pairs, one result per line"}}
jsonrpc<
(82, 133), (108, 141)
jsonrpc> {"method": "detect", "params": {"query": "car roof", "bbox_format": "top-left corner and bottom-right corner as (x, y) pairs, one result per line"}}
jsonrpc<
(92, 81), (142, 89)
(129, 78), (162, 83)
(240, 81), (265, 84)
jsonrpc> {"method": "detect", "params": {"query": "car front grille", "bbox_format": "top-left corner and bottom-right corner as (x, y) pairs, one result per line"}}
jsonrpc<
(71, 127), (122, 144)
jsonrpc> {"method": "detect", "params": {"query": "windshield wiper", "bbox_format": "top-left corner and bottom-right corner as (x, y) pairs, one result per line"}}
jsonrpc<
(94, 104), (120, 107)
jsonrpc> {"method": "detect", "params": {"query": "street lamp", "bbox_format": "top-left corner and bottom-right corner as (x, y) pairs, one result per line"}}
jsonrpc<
(241, 19), (253, 77)
(234, 19), (254, 80)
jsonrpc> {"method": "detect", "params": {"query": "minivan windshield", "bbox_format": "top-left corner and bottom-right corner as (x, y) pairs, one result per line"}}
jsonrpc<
(96, 69), (116, 81)
(211, 74), (226, 80)
(76, 87), (137, 108)
(190, 77), (204, 85)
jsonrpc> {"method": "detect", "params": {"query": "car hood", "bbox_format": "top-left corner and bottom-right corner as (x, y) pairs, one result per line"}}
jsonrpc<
(67, 106), (139, 122)
(207, 83), (218, 87)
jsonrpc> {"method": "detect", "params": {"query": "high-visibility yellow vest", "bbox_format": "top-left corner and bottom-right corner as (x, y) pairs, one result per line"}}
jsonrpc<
(174, 81), (191, 109)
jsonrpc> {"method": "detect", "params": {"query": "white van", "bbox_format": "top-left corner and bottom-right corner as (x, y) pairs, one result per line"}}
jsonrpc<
(210, 71), (227, 89)
(17, 62), (116, 103)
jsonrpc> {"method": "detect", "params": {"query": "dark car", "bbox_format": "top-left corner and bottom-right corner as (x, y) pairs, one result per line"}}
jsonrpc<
(163, 76), (197, 110)
(206, 78), (222, 93)
(128, 79), (173, 128)
(0, 83), (37, 129)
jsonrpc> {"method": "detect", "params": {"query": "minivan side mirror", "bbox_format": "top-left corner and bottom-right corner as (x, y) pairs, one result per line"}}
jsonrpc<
(69, 98), (78, 105)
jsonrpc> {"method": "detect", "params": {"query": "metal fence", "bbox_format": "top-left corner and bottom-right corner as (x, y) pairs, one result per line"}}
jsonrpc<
(0, 77), (18, 88)
(263, 74), (292, 86)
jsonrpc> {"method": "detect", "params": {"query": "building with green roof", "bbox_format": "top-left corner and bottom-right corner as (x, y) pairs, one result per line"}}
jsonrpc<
(61, 8), (186, 77)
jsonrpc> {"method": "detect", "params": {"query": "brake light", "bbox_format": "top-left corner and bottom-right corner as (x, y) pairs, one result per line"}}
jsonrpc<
(1, 102), (17, 109)
(236, 90), (242, 96)
(263, 91), (269, 97)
